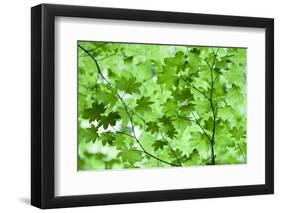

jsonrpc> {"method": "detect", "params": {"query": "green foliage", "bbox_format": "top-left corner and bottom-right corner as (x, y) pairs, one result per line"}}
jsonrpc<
(152, 140), (168, 151)
(78, 41), (247, 170)
(135, 96), (154, 113)
(145, 121), (159, 134)
(97, 112), (120, 129)
(115, 77), (141, 94)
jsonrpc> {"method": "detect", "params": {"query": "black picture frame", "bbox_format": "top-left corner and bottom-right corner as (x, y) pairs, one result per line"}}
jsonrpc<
(31, 3), (274, 209)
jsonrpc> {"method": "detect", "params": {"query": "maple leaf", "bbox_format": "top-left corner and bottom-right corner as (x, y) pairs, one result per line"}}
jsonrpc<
(145, 121), (159, 134)
(204, 118), (214, 132)
(157, 66), (178, 89)
(159, 115), (173, 126)
(186, 149), (202, 165)
(166, 126), (178, 139)
(135, 96), (154, 113)
(82, 102), (106, 122)
(84, 126), (99, 143)
(152, 140), (168, 151)
(115, 77), (141, 94)
(100, 131), (115, 145)
(117, 150), (143, 163)
(164, 51), (186, 71)
(97, 112), (121, 129)
(230, 127), (246, 141)
(96, 88), (117, 106)
(162, 98), (177, 116)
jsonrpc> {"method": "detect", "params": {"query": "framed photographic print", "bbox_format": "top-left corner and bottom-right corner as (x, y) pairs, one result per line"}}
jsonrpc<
(31, 3), (274, 209)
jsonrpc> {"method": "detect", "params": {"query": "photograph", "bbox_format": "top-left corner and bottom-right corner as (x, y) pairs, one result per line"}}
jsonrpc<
(29, 3), (274, 209)
(78, 41), (247, 170)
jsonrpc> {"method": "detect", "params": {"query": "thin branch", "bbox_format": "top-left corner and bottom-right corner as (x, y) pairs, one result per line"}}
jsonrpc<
(179, 76), (210, 100)
(237, 144), (246, 162)
(213, 73), (219, 84)
(160, 130), (182, 166)
(205, 60), (212, 71)
(207, 48), (220, 165)
(129, 148), (145, 153)
(78, 44), (111, 85)
(157, 154), (160, 167)
(97, 52), (119, 61)
(190, 112), (212, 143)
(87, 43), (107, 53)
(79, 44), (108, 58)
(114, 130), (135, 139)
(177, 115), (212, 142)
(119, 105), (182, 167)
(127, 114), (180, 167)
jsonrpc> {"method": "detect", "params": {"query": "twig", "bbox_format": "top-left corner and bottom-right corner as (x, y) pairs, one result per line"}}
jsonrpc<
(160, 130), (182, 166)
(179, 76), (210, 100)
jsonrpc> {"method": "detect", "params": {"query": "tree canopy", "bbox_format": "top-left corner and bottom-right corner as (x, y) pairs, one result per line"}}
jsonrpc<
(78, 41), (247, 170)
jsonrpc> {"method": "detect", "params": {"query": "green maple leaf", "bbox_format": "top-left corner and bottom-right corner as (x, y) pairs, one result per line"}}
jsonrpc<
(170, 148), (188, 165)
(171, 87), (194, 102)
(135, 96), (154, 113)
(213, 83), (227, 98)
(214, 120), (234, 147)
(190, 48), (201, 55)
(230, 127), (246, 141)
(145, 121), (159, 134)
(117, 150), (143, 163)
(124, 56), (133, 64)
(115, 77), (141, 94)
(168, 148), (183, 159)
(82, 102), (106, 122)
(159, 115), (177, 139)
(157, 66), (178, 89)
(189, 132), (210, 159)
(204, 118), (214, 131)
(152, 140), (168, 151)
(224, 65), (245, 87)
(179, 102), (195, 116)
(164, 51), (186, 71)
(159, 115), (173, 126)
(96, 88), (117, 106)
(186, 149), (202, 165)
(100, 131), (115, 145)
(213, 67), (223, 76)
(225, 87), (245, 106)
(97, 112), (121, 129)
(84, 126), (99, 143)
(113, 134), (134, 150)
(162, 98), (177, 116)
(166, 126), (178, 139)
(187, 53), (201, 73)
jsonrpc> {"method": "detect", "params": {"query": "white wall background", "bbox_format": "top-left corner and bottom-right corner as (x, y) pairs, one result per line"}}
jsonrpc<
(0, 0), (279, 212)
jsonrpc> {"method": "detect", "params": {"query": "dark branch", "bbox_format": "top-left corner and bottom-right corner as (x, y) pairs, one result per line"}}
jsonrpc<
(179, 76), (210, 100)
(237, 144), (246, 162)
(177, 115), (212, 143)
(191, 112), (212, 143)
(207, 48), (220, 165)
(160, 130), (182, 166)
